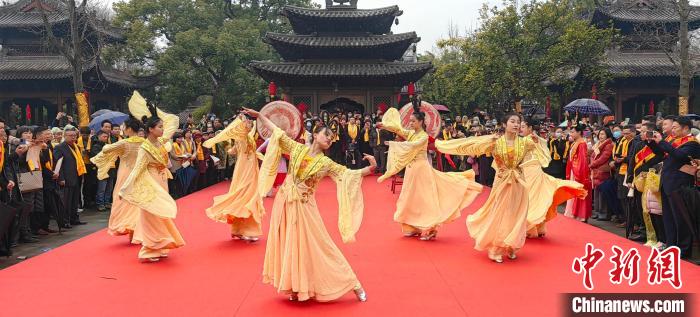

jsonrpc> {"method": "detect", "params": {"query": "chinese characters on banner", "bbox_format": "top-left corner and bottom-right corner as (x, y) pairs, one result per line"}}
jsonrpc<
(572, 243), (682, 290)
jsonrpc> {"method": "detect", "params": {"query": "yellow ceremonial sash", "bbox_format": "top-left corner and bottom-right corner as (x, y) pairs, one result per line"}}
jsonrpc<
(173, 142), (183, 156)
(442, 129), (451, 141)
(364, 128), (369, 142)
(0, 141), (4, 174)
(348, 124), (358, 141)
(376, 129), (381, 145)
(672, 135), (695, 148)
(45, 148), (53, 170)
(196, 141), (204, 160)
(615, 138), (630, 175)
(69, 143), (87, 176)
(634, 146), (655, 173)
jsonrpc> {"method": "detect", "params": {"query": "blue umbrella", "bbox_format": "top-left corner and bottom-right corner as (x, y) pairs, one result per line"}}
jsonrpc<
(90, 109), (112, 119)
(685, 114), (700, 121)
(89, 111), (129, 132)
(564, 98), (612, 115)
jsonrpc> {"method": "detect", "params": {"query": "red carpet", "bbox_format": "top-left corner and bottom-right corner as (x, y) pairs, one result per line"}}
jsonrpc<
(1, 176), (699, 317)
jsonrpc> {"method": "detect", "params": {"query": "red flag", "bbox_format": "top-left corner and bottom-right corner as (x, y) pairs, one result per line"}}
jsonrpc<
(25, 104), (31, 121)
(649, 100), (655, 115)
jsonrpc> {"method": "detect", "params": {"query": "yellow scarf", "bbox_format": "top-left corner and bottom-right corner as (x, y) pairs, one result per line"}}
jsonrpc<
(45, 147), (53, 170)
(184, 140), (193, 154)
(442, 129), (451, 141)
(550, 138), (561, 160)
(173, 142), (183, 156)
(348, 124), (358, 141)
(0, 140), (4, 174)
(376, 129), (381, 145)
(364, 128), (369, 142)
(196, 141), (204, 160)
(614, 138), (630, 175)
(69, 143), (87, 176)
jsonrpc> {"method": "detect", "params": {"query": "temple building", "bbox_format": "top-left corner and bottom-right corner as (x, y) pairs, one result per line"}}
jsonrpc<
(579, 0), (700, 120)
(249, 0), (432, 114)
(0, 0), (154, 126)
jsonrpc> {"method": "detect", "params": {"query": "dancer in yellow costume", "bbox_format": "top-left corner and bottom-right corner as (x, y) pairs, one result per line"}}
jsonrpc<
(519, 118), (586, 238)
(376, 108), (483, 240)
(203, 114), (265, 242)
(90, 117), (145, 240)
(437, 113), (555, 263)
(120, 91), (185, 262)
(243, 107), (375, 302)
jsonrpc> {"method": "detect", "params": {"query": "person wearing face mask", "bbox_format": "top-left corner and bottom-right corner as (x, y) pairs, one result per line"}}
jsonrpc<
(545, 128), (569, 179)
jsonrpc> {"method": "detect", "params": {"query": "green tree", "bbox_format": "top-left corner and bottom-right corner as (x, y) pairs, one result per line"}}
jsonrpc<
(109, 0), (315, 115)
(422, 0), (615, 115)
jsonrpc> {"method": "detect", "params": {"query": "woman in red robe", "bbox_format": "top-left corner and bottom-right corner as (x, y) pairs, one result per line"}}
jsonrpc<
(565, 124), (593, 222)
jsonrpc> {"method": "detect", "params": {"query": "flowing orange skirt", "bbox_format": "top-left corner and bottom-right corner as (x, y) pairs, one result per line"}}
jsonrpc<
(467, 170), (528, 259)
(205, 152), (264, 237)
(521, 160), (586, 235)
(108, 165), (141, 237)
(262, 182), (359, 302)
(131, 168), (185, 259)
(394, 155), (483, 233)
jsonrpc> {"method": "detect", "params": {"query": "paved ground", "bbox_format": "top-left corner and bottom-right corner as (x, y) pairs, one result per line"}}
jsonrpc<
(0, 209), (110, 269)
(1, 205), (697, 270)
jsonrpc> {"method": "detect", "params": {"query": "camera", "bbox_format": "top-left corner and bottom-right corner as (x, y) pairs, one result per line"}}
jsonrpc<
(646, 131), (654, 139)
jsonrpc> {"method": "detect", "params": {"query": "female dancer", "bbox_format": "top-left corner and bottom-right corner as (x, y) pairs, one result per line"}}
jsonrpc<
(564, 124), (593, 222)
(436, 113), (552, 263)
(376, 108), (483, 240)
(120, 92), (185, 262)
(243, 107), (375, 302)
(90, 117), (145, 240)
(203, 115), (264, 242)
(519, 118), (586, 238)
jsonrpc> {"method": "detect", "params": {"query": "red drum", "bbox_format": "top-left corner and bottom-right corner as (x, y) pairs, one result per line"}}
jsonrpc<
(257, 101), (302, 140)
(399, 101), (442, 138)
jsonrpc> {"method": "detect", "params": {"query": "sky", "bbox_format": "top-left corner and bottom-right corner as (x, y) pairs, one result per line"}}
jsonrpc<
(312, 0), (501, 53)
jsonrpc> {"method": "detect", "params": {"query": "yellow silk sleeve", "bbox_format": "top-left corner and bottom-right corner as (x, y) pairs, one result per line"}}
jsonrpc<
(204, 118), (249, 148)
(89, 139), (126, 180)
(435, 134), (496, 157)
(327, 158), (365, 243)
(527, 136), (551, 168)
(119, 148), (177, 219)
(377, 133), (428, 183)
(381, 108), (411, 139)
(257, 127), (283, 198)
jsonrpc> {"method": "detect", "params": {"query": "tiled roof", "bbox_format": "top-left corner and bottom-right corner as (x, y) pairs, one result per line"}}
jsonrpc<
(0, 0), (123, 40)
(604, 51), (679, 77)
(283, 5), (401, 19)
(282, 5), (402, 35)
(248, 61), (432, 86)
(264, 32), (419, 60)
(0, 55), (155, 87)
(595, 0), (700, 23)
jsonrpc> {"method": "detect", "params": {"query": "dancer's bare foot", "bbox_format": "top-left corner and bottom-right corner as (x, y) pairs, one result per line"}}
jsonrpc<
(139, 257), (160, 263)
(403, 231), (420, 237)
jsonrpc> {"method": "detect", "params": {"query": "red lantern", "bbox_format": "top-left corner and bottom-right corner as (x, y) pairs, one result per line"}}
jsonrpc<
(296, 102), (308, 113)
(591, 84), (597, 100)
(377, 102), (388, 113)
(649, 100), (655, 115)
(25, 104), (31, 121)
(268, 81), (277, 99)
(407, 82), (415, 97)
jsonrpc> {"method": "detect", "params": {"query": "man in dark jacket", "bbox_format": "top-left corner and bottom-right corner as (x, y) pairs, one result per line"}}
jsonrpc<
(54, 127), (87, 227)
(650, 116), (700, 259)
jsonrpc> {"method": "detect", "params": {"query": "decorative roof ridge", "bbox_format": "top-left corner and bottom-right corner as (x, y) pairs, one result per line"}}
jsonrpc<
(266, 31), (417, 38)
(283, 4), (402, 17)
